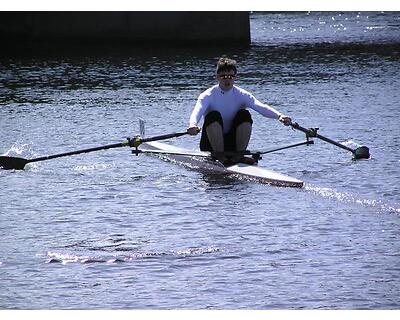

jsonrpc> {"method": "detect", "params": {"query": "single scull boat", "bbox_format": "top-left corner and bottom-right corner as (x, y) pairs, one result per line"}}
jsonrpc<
(135, 140), (305, 188)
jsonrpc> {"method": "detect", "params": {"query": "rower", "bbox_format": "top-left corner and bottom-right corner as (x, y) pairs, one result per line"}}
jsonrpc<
(187, 57), (292, 166)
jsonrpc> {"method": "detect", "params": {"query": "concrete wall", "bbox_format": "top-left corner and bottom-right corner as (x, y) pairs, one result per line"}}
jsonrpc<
(0, 12), (250, 45)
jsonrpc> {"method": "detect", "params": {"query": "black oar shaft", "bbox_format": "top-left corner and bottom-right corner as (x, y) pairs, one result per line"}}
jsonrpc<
(291, 123), (354, 153)
(142, 131), (188, 143)
(291, 122), (370, 159)
(26, 141), (129, 164)
(1, 130), (189, 170)
(314, 134), (354, 153)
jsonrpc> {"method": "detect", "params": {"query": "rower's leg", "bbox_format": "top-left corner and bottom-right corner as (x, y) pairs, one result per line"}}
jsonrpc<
(232, 109), (256, 165)
(200, 111), (227, 163)
(206, 122), (224, 153)
(236, 122), (252, 152)
(233, 109), (253, 152)
(200, 111), (224, 152)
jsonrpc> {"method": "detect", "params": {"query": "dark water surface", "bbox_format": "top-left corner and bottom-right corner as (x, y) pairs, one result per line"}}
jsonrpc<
(1, 12), (399, 309)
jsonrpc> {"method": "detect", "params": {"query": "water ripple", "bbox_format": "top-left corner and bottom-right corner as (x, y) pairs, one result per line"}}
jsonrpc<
(43, 245), (222, 265)
(305, 184), (400, 214)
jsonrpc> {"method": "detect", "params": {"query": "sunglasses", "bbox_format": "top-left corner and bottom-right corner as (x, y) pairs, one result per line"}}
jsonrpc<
(217, 74), (236, 80)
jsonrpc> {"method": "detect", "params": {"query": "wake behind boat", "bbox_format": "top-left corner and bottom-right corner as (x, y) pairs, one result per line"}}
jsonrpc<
(137, 141), (304, 188)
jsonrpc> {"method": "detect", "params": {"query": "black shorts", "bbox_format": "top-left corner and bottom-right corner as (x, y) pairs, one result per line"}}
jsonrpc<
(200, 109), (253, 152)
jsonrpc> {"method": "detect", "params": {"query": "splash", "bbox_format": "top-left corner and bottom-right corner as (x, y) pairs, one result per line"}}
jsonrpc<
(342, 139), (366, 150)
(305, 184), (400, 215)
(3, 142), (31, 157)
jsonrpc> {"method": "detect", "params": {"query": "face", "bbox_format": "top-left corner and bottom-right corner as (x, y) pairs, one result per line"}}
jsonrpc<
(217, 71), (236, 91)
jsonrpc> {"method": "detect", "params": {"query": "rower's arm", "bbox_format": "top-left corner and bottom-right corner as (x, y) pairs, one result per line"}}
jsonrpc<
(244, 93), (281, 119)
(189, 92), (210, 129)
(243, 92), (291, 125)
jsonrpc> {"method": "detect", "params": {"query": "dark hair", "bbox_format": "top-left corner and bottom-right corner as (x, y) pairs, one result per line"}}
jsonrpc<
(216, 57), (237, 75)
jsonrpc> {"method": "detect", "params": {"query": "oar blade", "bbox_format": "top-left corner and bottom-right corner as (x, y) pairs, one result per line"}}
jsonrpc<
(353, 146), (370, 160)
(0, 156), (29, 170)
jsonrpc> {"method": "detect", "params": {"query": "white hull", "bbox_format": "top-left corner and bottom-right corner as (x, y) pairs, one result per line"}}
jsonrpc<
(140, 141), (304, 188)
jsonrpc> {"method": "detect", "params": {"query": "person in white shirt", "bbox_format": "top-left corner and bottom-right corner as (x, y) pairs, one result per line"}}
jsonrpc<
(187, 57), (292, 165)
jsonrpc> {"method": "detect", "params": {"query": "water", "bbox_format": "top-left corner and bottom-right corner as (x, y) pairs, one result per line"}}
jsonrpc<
(0, 12), (399, 309)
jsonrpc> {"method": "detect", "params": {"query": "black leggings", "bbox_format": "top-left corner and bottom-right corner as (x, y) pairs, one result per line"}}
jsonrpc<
(200, 109), (253, 151)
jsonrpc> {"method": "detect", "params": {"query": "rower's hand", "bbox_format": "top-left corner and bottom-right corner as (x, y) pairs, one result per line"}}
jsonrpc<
(187, 126), (201, 135)
(279, 115), (292, 126)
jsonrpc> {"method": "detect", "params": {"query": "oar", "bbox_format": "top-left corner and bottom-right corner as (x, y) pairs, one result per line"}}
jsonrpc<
(129, 131), (188, 146)
(291, 122), (370, 159)
(0, 131), (189, 170)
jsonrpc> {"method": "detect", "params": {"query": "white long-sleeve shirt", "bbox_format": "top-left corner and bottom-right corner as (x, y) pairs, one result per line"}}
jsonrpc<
(189, 85), (282, 134)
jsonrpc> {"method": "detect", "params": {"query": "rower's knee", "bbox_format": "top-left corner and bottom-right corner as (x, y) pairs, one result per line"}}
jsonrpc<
(233, 109), (253, 127)
(234, 110), (252, 152)
(204, 111), (223, 128)
(200, 111), (224, 151)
